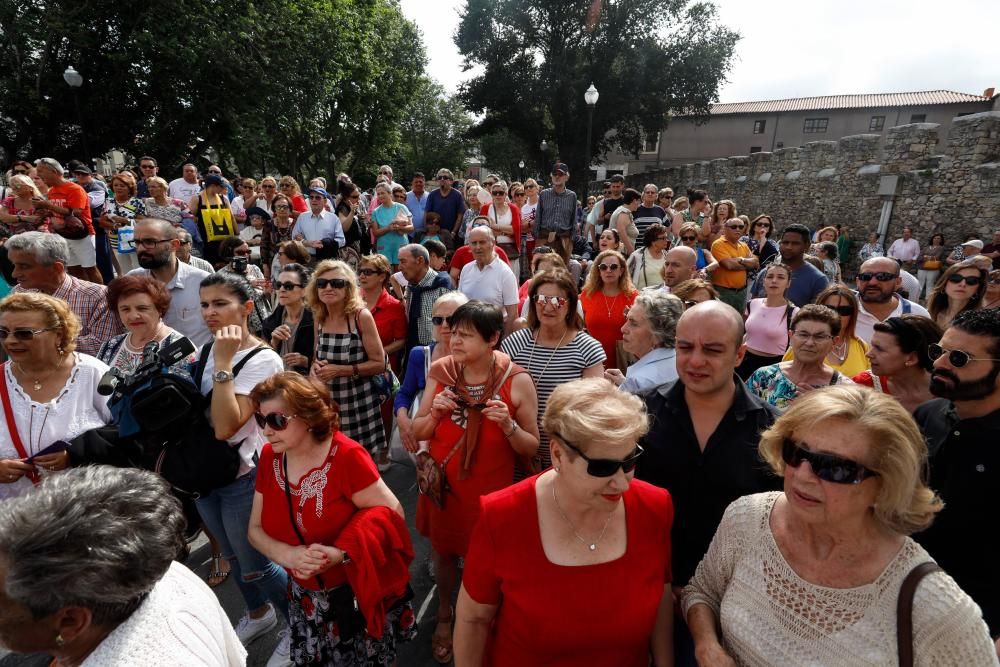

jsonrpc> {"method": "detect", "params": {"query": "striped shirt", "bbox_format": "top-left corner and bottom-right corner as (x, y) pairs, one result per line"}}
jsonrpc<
(500, 328), (606, 468)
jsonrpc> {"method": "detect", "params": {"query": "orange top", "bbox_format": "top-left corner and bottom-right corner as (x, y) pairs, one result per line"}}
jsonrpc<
(710, 237), (751, 289)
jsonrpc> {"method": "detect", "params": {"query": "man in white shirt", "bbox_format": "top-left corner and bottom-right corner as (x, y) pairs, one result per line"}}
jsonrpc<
(291, 188), (345, 261)
(854, 256), (929, 344)
(168, 163), (203, 201)
(887, 226), (921, 273)
(458, 226), (518, 332)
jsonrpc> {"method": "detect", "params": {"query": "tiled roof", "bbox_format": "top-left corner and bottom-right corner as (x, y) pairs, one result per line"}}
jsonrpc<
(709, 91), (992, 115)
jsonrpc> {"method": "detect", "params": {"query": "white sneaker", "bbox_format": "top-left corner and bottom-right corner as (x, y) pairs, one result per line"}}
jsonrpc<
(265, 628), (292, 667)
(235, 605), (277, 645)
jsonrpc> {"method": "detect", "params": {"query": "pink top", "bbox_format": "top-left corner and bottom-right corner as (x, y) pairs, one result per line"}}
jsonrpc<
(744, 299), (797, 356)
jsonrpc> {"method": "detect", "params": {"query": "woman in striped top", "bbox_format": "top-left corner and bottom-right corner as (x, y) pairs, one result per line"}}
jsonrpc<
(500, 269), (605, 471)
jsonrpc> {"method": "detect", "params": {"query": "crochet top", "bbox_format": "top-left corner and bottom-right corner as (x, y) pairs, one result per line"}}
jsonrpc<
(682, 492), (997, 666)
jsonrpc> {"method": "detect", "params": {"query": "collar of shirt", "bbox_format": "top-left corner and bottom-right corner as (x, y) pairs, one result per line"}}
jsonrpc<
(659, 373), (772, 421)
(51, 274), (76, 299)
(168, 257), (207, 290)
(632, 347), (675, 370)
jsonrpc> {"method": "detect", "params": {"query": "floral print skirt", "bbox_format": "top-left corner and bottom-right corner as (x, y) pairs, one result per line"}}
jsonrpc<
(289, 579), (416, 666)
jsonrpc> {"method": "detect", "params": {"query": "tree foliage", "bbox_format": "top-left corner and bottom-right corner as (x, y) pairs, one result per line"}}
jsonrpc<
(478, 127), (533, 182)
(455, 0), (739, 192)
(392, 76), (474, 182)
(0, 0), (425, 181)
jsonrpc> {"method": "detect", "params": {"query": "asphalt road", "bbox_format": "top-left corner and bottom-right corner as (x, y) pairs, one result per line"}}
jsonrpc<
(0, 459), (443, 667)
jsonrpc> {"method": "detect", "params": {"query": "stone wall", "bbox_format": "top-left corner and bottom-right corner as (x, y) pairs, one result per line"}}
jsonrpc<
(615, 111), (1000, 254)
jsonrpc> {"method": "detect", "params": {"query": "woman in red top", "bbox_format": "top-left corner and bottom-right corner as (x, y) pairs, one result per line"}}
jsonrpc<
(455, 377), (674, 666)
(412, 300), (539, 664)
(248, 373), (415, 666)
(358, 252), (407, 470)
(579, 249), (638, 371)
(852, 314), (942, 413)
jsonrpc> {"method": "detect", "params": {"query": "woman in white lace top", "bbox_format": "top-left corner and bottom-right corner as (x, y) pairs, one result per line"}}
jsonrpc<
(683, 385), (998, 666)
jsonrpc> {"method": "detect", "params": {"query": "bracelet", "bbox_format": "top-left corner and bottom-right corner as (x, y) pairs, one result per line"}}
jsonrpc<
(352, 363), (360, 378)
(503, 421), (519, 439)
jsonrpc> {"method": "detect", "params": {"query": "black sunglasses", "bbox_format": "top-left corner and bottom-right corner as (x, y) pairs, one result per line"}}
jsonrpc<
(726, 223), (745, 230)
(272, 280), (302, 291)
(946, 274), (981, 286)
(357, 268), (383, 277)
(431, 315), (453, 326)
(315, 277), (349, 289)
(0, 326), (59, 341)
(555, 433), (643, 477)
(254, 412), (297, 430)
(825, 304), (854, 317)
(680, 235), (697, 242)
(781, 439), (878, 485)
(928, 343), (1000, 368)
(447, 386), (488, 411)
(857, 271), (897, 283)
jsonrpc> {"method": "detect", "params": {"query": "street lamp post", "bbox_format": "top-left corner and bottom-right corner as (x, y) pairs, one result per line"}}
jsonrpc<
(63, 66), (90, 162)
(539, 140), (548, 178)
(518, 160), (524, 182)
(584, 83), (599, 188)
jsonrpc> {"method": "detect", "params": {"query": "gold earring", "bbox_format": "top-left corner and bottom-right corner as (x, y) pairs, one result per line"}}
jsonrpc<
(55, 635), (65, 647)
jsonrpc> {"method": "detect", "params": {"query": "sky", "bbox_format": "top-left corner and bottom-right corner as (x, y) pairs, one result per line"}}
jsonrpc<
(399, 0), (1000, 103)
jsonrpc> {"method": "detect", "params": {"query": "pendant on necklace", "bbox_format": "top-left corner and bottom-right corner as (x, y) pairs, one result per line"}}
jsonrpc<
(32, 380), (42, 391)
(588, 543), (597, 551)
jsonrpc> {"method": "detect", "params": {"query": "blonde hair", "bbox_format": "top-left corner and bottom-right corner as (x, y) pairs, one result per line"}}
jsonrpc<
(582, 249), (636, 297)
(543, 378), (649, 454)
(8, 174), (42, 199)
(0, 292), (81, 355)
(759, 385), (943, 535)
(672, 196), (689, 212)
(278, 176), (301, 195)
(306, 260), (364, 325)
(110, 172), (137, 197)
(359, 253), (393, 290)
(144, 176), (169, 193)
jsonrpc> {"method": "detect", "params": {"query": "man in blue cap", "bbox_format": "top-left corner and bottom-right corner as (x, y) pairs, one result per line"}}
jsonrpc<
(291, 187), (345, 261)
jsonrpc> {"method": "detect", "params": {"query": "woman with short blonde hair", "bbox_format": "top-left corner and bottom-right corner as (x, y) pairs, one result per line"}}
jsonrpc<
(684, 385), (996, 665)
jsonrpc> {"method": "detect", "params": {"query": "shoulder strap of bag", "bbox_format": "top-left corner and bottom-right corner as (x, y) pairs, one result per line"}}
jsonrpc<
(784, 304), (795, 351)
(198, 343), (267, 402)
(423, 345), (432, 377)
(282, 453), (326, 590)
(0, 365), (40, 483)
(901, 299), (912, 314)
(897, 561), (942, 667)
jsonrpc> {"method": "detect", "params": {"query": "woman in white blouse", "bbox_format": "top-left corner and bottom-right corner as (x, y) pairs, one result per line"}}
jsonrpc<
(683, 385), (997, 666)
(0, 293), (111, 500)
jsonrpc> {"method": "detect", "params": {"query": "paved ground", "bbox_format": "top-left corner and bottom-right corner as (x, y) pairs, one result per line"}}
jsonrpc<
(0, 460), (443, 667)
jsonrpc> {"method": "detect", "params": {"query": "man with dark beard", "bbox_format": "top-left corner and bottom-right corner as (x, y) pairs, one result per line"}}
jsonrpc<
(853, 256), (928, 344)
(914, 308), (1000, 645)
(127, 218), (211, 346)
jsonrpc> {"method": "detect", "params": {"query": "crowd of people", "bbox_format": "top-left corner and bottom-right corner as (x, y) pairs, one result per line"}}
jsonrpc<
(0, 155), (998, 666)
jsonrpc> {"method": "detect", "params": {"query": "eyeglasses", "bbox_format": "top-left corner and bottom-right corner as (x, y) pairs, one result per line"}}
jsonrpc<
(928, 343), (1000, 368)
(824, 304), (854, 317)
(309, 195), (325, 201)
(262, 184), (276, 189)
(0, 326), (60, 341)
(534, 294), (568, 308)
(754, 222), (770, 228)
(525, 185), (536, 190)
(272, 280), (302, 291)
(254, 412), (297, 430)
(431, 315), (453, 326)
(233, 249), (251, 257)
(726, 223), (745, 230)
(946, 274), (982, 286)
(179, 240), (191, 246)
(680, 235), (697, 242)
(315, 277), (349, 289)
(554, 433), (644, 477)
(492, 191), (505, 197)
(781, 439), (878, 485)
(140, 164), (156, 170)
(598, 263), (621, 271)
(357, 268), (382, 277)
(274, 204), (290, 210)
(135, 238), (172, 248)
(791, 330), (833, 343)
(437, 175), (452, 181)
(857, 271), (897, 282)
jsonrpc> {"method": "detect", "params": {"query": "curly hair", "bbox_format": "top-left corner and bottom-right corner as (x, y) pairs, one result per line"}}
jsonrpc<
(0, 292), (82, 354)
(582, 250), (636, 297)
(250, 372), (339, 438)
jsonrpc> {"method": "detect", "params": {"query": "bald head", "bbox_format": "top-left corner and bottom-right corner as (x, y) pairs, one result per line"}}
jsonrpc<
(135, 217), (177, 239)
(679, 300), (745, 348)
(663, 245), (697, 287)
(859, 256), (898, 275)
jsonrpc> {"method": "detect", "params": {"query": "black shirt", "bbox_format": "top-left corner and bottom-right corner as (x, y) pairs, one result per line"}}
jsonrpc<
(913, 398), (1000, 636)
(637, 376), (781, 585)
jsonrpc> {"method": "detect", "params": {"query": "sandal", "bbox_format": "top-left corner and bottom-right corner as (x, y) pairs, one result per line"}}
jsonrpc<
(207, 553), (230, 588)
(431, 606), (454, 664)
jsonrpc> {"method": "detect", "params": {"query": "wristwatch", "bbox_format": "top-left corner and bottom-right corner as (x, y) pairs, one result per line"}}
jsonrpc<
(213, 370), (234, 383)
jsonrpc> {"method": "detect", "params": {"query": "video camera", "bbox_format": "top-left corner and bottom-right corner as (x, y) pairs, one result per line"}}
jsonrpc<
(100, 337), (198, 435)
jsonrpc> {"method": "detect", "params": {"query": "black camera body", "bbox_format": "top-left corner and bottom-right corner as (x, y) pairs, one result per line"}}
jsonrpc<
(231, 256), (249, 274)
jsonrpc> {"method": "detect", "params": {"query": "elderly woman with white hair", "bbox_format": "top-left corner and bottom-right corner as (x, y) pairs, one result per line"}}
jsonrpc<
(683, 385), (997, 665)
(455, 377), (674, 666)
(605, 291), (684, 394)
(0, 465), (245, 665)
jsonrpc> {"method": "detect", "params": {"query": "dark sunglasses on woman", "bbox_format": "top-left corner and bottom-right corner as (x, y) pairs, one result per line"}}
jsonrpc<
(254, 412), (297, 430)
(555, 434), (643, 477)
(781, 439), (878, 484)
(431, 315), (453, 326)
(825, 305), (854, 317)
(315, 277), (349, 289)
(946, 274), (981, 286)
(357, 268), (383, 277)
(272, 280), (302, 291)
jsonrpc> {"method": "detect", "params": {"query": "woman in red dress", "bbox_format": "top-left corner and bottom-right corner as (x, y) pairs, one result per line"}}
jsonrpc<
(454, 377), (674, 666)
(248, 372), (415, 666)
(579, 249), (638, 370)
(412, 300), (539, 664)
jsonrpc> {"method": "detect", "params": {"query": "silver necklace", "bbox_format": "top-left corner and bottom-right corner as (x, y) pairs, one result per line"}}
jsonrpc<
(526, 328), (568, 383)
(551, 482), (614, 551)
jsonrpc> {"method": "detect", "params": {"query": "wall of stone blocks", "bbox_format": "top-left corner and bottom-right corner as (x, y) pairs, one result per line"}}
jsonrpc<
(620, 111), (1000, 254)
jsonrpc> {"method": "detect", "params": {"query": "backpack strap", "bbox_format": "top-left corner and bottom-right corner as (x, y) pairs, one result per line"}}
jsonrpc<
(784, 304), (795, 351)
(897, 561), (942, 667)
(901, 299), (912, 314)
(195, 341), (267, 400)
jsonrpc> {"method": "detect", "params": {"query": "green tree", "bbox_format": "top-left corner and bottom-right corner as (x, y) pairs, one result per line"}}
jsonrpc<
(477, 128), (533, 182)
(392, 77), (473, 182)
(456, 0), (739, 193)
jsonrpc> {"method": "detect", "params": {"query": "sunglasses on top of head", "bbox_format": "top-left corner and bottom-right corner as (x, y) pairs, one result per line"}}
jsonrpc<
(555, 433), (643, 477)
(781, 439), (878, 484)
(315, 277), (349, 289)
(254, 412), (297, 430)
